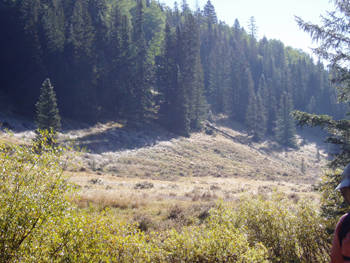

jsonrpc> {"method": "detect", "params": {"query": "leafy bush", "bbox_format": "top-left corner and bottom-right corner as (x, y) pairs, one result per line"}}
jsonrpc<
(157, 214), (268, 263)
(229, 194), (330, 262)
(0, 135), (154, 263)
(0, 134), (72, 262)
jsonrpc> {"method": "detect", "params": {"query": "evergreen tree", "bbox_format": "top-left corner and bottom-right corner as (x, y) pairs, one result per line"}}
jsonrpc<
(245, 91), (258, 134)
(68, 0), (95, 61)
(65, 0), (97, 120)
(200, 5), (217, 107)
(176, 66), (191, 136)
(248, 16), (258, 39)
(190, 41), (208, 130)
(203, 0), (217, 24)
(119, 15), (133, 115)
(292, 2), (350, 232)
(294, 0), (350, 167)
(245, 86), (266, 141)
(158, 22), (191, 136)
(275, 92), (297, 148)
(181, 14), (207, 132)
(255, 93), (268, 140)
(41, 0), (66, 54)
(35, 78), (61, 132)
(131, 0), (153, 120)
(158, 22), (179, 130)
(181, 0), (190, 13)
(239, 68), (255, 122)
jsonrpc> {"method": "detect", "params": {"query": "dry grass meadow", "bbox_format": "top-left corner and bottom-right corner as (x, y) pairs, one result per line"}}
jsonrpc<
(1, 116), (328, 230)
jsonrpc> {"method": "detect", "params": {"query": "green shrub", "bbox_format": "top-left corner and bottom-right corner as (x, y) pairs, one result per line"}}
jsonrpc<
(318, 169), (346, 235)
(157, 214), (268, 263)
(0, 136), (155, 263)
(0, 134), (72, 262)
(44, 210), (156, 263)
(229, 194), (330, 263)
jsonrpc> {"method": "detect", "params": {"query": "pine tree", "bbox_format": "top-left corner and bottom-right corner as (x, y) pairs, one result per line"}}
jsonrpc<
(181, 14), (207, 132)
(200, 1), (217, 108)
(20, 0), (43, 63)
(176, 66), (191, 136)
(275, 92), (297, 148)
(293, 0), (350, 167)
(159, 13), (206, 136)
(65, 0), (97, 120)
(245, 91), (257, 134)
(248, 16), (258, 39)
(119, 14), (133, 116)
(35, 78), (61, 132)
(131, 0), (153, 120)
(104, 3), (124, 115)
(158, 22), (179, 130)
(181, 0), (190, 14)
(255, 93), (267, 140)
(239, 68), (255, 122)
(203, 0), (217, 24)
(256, 74), (268, 138)
(41, 0), (66, 54)
(68, 0), (95, 61)
(293, 2), (350, 231)
(191, 43), (207, 130)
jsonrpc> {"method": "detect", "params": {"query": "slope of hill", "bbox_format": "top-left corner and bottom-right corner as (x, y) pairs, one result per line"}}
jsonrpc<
(0, 114), (328, 230)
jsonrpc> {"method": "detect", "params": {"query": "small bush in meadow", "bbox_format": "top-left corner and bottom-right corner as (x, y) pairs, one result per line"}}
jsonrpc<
(156, 213), (269, 263)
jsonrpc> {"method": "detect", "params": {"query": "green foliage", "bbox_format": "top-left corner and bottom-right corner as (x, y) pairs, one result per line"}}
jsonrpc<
(230, 194), (330, 262)
(158, 13), (207, 136)
(158, 218), (268, 262)
(0, 132), (71, 262)
(293, 110), (350, 167)
(292, 0), (350, 241)
(203, 0), (217, 24)
(317, 169), (347, 235)
(35, 78), (61, 132)
(275, 92), (297, 148)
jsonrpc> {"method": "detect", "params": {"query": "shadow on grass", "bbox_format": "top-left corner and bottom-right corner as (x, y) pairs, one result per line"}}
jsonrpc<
(211, 115), (330, 155)
(63, 121), (179, 154)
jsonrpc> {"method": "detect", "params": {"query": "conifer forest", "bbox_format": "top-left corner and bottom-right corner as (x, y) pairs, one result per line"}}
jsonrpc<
(3, 0), (350, 262)
(0, 0), (345, 145)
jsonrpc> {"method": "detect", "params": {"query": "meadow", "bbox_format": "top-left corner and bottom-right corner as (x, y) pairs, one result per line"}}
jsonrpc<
(0, 118), (332, 262)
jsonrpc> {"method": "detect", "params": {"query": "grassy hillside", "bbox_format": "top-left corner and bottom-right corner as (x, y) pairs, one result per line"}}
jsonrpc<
(0, 116), (331, 262)
(1, 115), (326, 224)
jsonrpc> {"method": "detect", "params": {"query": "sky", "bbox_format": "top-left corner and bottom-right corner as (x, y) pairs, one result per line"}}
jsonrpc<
(159, 0), (334, 56)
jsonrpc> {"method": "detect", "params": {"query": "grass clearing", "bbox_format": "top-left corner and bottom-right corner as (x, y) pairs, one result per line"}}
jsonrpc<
(1, 118), (326, 232)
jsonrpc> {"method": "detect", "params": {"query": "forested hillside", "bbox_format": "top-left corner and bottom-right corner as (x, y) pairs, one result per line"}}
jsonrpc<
(0, 0), (345, 143)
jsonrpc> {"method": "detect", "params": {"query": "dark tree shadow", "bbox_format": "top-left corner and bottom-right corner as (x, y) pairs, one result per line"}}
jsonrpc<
(210, 115), (329, 154)
(62, 121), (179, 154)
(0, 112), (35, 132)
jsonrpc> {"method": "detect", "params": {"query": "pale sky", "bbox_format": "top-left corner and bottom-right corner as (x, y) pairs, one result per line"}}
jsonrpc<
(159, 0), (334, 56)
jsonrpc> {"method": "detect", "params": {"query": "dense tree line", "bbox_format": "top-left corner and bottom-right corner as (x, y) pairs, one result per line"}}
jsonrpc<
(0, 0), (346, 145)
